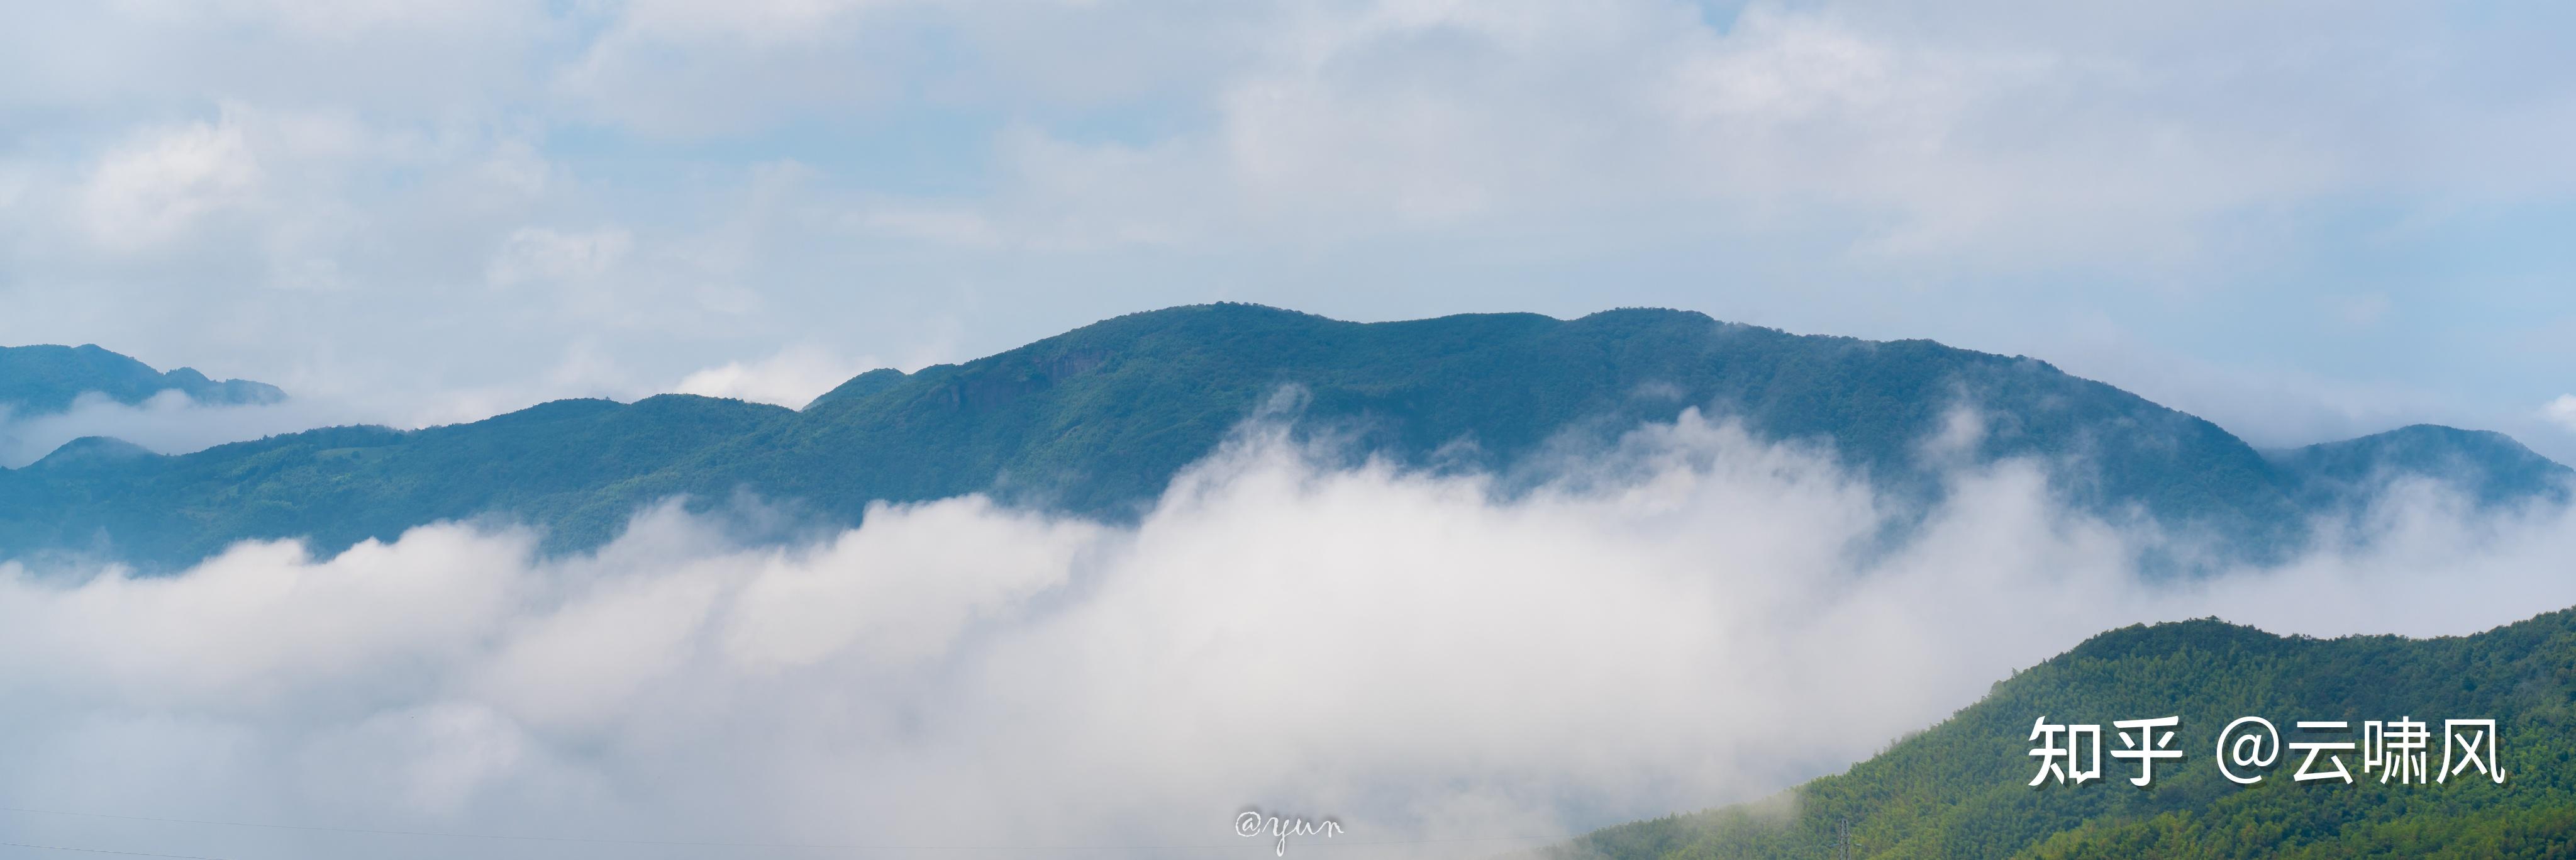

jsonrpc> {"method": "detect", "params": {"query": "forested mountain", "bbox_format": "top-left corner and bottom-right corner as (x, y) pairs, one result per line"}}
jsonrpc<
(1550, 608), (2576, 858)
(0, 343), (284, 415)
(2269, 424), (2573, 511)
(0, 304), (2565, 569)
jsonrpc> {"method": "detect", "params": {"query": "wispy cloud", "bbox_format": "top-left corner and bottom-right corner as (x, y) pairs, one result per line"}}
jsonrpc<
(0, 391), (382, 468)
(2544, 394), (2576, 434)
(674, 343), (882, 408)
(3, 1), (2571, 449)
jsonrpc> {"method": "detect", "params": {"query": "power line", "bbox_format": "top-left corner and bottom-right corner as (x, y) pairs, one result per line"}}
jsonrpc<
(1780, 815), (1863, 860)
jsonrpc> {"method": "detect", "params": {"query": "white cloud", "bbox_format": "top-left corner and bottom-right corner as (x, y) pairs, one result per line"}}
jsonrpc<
(0, 390), (381, 469)
(1, 413), (2569, 858)
(552, 0), (901, 137)
(77, 113), (262, 250)
(103, 0), (533, 40)
(602, 0), (885, 45)
(2544, 394), (2576, 434)
(674, 344), (880, 408)
(485, 226), (634, 289)
(721, 495), (1099, 669)
(3, 0), (2573, 539)
(852, 204), (1003, 248)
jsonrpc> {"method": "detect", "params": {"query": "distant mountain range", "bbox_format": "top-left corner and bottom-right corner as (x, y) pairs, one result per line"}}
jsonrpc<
(0, 304), (2566, 569)
(1550, 608), (2576, 859)
(0, 343), (284, 416)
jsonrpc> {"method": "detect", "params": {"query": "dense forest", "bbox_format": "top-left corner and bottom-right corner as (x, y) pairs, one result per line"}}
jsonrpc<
(4, 304), (2565, 571)
(0, 343), (282, 414)
(1551, 610), (2576, 858)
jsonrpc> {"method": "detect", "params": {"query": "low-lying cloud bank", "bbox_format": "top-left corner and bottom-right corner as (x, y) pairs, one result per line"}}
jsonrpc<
(0, 345), (904, 469)
(1, 413), (2571, 859)
(0, 391), (381, 468)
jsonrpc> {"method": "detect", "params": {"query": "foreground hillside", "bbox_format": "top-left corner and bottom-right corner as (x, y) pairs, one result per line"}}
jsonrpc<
(1553, 610), (2576, 859)
(1, 304), (2565, 569)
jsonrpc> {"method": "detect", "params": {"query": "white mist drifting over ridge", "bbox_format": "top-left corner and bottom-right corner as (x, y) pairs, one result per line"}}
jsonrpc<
(1, 411), (2572, 859)
(672, 344), (888, 410)
(0, 343), (878, 467)
(0, 391), (389, 468)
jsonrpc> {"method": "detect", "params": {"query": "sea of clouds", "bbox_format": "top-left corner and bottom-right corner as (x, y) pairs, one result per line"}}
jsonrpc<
(1, 411), (2571, 859)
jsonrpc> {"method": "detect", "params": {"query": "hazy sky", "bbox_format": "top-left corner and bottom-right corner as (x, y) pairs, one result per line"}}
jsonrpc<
(1, 0), (2571, 459)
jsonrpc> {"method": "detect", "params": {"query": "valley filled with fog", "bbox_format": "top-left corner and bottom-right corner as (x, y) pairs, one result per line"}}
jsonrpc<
(4, 412), (2569, 859)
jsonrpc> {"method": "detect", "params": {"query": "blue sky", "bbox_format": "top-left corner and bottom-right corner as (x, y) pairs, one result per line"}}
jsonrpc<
(1, 0), (2572, 460)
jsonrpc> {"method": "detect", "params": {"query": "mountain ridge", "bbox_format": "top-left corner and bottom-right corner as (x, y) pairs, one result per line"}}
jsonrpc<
(2267, 423), (2572, 511)
(1, 304), (2563, 569)
(0, 343), (284, 416)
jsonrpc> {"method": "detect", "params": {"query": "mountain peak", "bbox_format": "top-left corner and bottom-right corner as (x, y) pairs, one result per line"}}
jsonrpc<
(4, 308), (2570, 571)
(28, 435), (161, 471)
(2270, 423), (2573, 508)
(0, 343), (285, 416)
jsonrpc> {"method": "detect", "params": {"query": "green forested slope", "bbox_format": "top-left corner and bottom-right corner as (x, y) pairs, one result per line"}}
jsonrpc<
(1, 304), (2565, 569)
(0, 395), (794, 565)
(0, 343), (283, 414)
(1555, 610), (2576, 859)
(704, 304), (2297, 528)
(2269, 423), (2573, 511)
